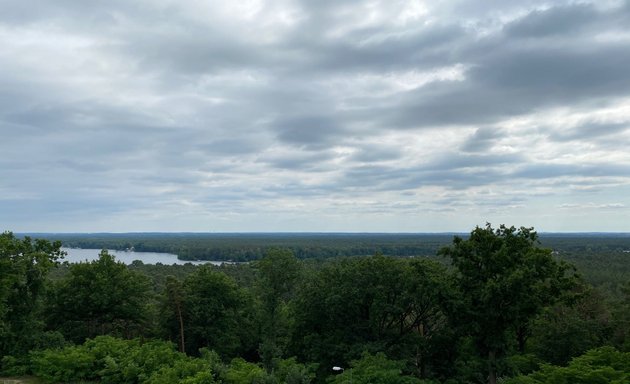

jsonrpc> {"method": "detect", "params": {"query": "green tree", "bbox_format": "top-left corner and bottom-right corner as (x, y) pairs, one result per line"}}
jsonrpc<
(528, 285), (613, 365)
(328, 352), (425, 384)
(273, 357), (316, 384)
(291, 255), (448, 380)
(439, 224), (576, 384)
(505, 346), (630, 384)
(163, 276), (186, 353)
(611, 280), (630, 350)
(30, 335), (206, 384)
(255, 248), (301, 371)
(47, 250), (151, 342)
(177, 265), (255, 358)
(222, 358), (270, 384)
(0, 231), (64, 357)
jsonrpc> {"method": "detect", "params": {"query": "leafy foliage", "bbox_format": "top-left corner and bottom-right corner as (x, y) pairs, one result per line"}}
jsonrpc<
(505, 347), (630, 384)
(254, 249), (301, 370)
(440, 224), (577, 384)
(0, 232), (64, 357)
(163, 265), (256, 358)
(30, 336), (191, 384)
(327, 352), (427, 384)
(28, 336), (314, 384)
(291, 255), (450, 380)
(46, 250), (151, 343)
(528, 286), (613, 365)
(2, 228), (630, 383)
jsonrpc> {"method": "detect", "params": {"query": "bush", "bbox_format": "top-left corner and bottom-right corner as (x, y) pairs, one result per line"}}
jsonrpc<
(327, 352), (426, 384)
(1, 355), (30, 376)
(29, 336), (191, 384)
(148, 357), (215, 384)
(274, 357), (316, 384)
(505, 347), (630, 384)
(26, 336), (230, 384)
(98, 339), (183, 384)
(30, 345), (96, 383)
(223, 358), (271, 384)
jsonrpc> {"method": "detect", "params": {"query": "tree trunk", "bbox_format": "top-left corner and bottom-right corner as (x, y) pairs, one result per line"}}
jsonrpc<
(176, 302), (185, 353)
(488, 349), (497, 384)
(418, 323), (426, 378)
(516, 324), (528, 353)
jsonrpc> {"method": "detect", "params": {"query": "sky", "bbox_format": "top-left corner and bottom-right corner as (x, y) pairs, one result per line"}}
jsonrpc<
(1, 0), (630, 233)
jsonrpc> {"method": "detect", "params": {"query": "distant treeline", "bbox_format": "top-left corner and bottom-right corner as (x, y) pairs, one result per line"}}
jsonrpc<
(21, 232), (630, 290)
(538, 234), (630, 292)
(23, 232), (630, 258)
(24, 233), (460, 261)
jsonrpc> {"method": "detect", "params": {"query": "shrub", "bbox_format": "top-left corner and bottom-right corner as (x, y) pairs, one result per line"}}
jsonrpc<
(30, 345), (96, 383)
(1, 355), (30, 376)
(505, 347), (630, 384)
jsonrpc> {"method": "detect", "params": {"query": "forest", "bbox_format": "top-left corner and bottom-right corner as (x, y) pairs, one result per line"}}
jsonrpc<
(28, 233), (456, 261)
(1, 225), (630, 384)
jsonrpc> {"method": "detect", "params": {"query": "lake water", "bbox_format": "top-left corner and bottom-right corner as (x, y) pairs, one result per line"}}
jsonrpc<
(60, 248), (223, 266)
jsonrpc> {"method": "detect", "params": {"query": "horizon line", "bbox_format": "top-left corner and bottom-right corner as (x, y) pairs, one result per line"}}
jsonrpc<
(14, 231), (630, 235)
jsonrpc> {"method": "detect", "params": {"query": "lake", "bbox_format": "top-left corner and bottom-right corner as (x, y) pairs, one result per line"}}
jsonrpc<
(60, 248), (223, 266)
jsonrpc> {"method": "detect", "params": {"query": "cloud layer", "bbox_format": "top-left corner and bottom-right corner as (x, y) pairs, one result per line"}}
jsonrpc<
(1, 0), (630, 232)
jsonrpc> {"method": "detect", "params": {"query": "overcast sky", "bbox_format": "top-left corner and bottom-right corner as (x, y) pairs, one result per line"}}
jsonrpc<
(2, 0), (630, 232)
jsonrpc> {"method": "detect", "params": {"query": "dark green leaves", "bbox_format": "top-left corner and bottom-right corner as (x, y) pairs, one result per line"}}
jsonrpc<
(440, 224), (578, 384)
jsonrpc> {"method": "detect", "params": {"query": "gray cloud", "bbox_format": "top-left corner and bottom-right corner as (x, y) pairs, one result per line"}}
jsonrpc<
(197, 138), (263, 156)
(461, 127), (504, 153)
(350, 144), (403, 163)
(513, 163), (630, 179)
(388, 42), (630, 128)
(273, 115), (346, 148)
(334, 152), (522, 192)
(1, 0), (630, 231)
(546, 122), (630, 142)
(504, 4), (597, 38)
(260, 150), (337, 171)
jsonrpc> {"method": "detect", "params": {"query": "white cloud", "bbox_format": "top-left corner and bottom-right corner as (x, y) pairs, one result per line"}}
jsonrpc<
(1, 0), (629, 232)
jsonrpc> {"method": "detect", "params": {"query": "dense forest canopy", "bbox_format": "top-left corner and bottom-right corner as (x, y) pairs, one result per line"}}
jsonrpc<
(2, 227), (630, 384)
(23, 232), (457, 260)
(22, 232), (630, 258)
(25, 231), (630, 290)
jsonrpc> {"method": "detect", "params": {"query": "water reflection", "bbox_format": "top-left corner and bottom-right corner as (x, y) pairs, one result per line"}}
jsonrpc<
(61, 248), (222, 265)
